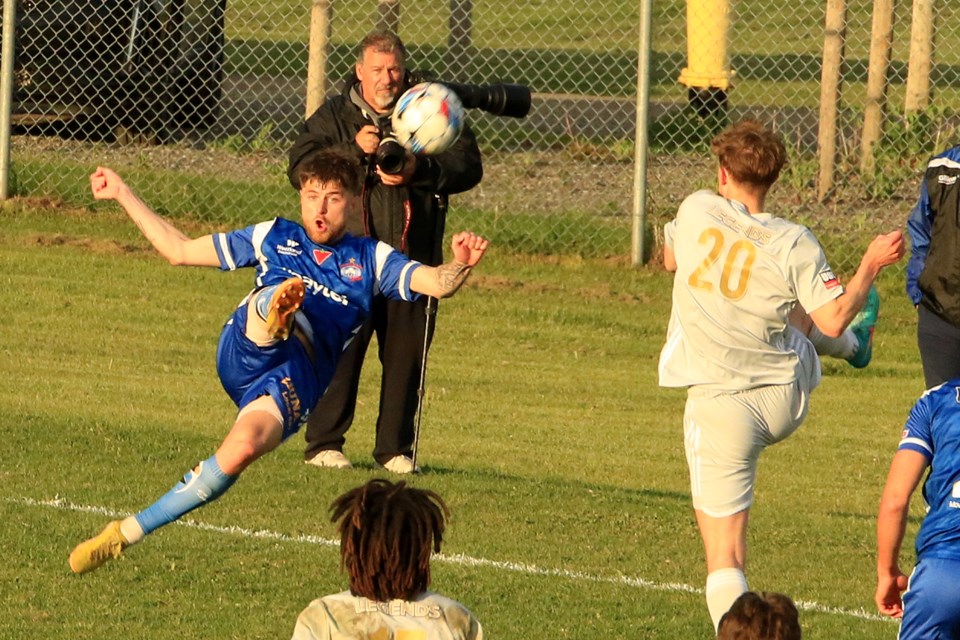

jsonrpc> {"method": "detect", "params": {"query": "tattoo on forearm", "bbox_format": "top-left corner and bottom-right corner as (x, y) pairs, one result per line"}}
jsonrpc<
(435, 260), (472, 297)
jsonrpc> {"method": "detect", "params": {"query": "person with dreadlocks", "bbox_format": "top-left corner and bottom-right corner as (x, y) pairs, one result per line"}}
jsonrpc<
(291, 479), (483, 640)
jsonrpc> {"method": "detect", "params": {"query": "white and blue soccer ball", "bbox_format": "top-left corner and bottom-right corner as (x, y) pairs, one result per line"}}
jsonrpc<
(391, 82), (465, 155)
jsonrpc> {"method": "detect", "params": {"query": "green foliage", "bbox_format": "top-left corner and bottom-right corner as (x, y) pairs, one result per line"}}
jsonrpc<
(451, 206), (631, 257)
(648, 108), (724, 154)
(206, 133), (248, 154)
(862, 107), (960, 199)
(780, 154), (819, 193)
(0, 204), (920, 639)
(563, 136), (635, 164)
(206, 122), (285, 156)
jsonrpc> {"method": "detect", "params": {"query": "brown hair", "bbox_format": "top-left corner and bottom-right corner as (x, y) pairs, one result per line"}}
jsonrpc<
(330, 479), (449, 602)
(356, 30), (407, 65)
(297, 150), (362, 195)
(717, 591), (800, 640)
(711, 120), (788, 190)
(717, 592), (801, 640)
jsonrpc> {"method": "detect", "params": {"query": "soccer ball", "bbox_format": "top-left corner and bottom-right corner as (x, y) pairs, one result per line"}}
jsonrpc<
(391, 82), (465, 155)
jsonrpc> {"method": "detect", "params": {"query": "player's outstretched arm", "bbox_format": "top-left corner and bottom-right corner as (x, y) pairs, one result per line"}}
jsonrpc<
(809, 230), (905, 336)
(90, 166), (220, 268)
(410, 231), (489, 299)
(875, 449), (927, 618)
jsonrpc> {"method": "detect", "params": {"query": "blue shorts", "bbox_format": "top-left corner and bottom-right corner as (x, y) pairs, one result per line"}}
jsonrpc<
(215, 304), (320, 440)
(900, 557), (960, 640)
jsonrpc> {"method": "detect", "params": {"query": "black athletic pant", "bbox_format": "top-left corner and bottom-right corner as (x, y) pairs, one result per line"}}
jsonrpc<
(304, 294), (434, 464)
(918, 303), (960, 389)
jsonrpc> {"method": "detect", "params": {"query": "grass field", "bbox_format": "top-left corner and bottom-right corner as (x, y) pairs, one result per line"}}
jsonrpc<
(1, 201), (928, 639)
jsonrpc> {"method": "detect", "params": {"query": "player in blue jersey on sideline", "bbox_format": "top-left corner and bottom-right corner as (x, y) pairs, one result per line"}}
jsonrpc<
(876, 380), (960, 638)
(68, 151), (488, 575)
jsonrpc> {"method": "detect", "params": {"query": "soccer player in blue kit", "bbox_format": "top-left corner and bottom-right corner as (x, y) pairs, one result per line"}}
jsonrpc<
(68, 151), (489, 574)
(876, 380), (960, 638)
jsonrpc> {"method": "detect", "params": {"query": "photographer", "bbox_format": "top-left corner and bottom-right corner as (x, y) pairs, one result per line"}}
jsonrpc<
(287, 30), (483, 474)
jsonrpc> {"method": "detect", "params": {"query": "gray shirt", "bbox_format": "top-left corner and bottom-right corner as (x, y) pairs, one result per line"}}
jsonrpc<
(292, 590), (483, 640)
(659, 190), (842, 390)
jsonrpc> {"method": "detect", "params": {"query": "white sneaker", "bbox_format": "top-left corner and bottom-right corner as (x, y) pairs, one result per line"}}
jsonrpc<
(381, 455), (421, 474)
(305, 450), (352, 469)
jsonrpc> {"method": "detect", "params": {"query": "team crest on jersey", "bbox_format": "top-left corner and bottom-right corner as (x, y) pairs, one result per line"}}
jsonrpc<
(340, 259), (363, 282)
(313, 249), (332, 266)
(818, 269), (840, 289)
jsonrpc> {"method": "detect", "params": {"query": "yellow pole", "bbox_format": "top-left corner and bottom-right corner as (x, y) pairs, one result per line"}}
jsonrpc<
(678, 0), (734, 117)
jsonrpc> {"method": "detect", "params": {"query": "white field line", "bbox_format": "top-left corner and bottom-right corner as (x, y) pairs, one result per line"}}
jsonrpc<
(12, 495), (891, 624)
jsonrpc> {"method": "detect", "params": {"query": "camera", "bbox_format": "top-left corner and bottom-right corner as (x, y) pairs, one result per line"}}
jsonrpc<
(376, 136), (407, 175)
(441, 82), (532, 119)
(373, 79), (532, 174)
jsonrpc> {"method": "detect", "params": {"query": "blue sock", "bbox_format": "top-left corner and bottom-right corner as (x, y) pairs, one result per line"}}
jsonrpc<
(134, 455), (237, 535)
(254, 285), (278, 321)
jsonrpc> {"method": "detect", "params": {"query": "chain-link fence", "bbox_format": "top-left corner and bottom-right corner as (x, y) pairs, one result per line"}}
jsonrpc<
(5, 1), (960, 264)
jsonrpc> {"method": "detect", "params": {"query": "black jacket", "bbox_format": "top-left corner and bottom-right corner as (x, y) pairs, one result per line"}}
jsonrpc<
(287, 76), (483, 265)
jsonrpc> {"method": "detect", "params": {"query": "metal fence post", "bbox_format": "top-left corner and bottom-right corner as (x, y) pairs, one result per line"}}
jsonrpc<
(632, 0), (653, 266)
(377, 0), (400, 34)
(447, 0), (473, 81)
(0, 0), (16, 200)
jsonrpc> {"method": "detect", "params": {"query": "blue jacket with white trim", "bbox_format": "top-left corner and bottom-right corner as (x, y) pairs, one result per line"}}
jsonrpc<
(907, 145), (960, 325)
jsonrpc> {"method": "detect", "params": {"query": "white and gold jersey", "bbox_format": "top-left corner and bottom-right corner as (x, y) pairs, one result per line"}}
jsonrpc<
(292, 590), (483, 640)
(659, 190), (842, 390)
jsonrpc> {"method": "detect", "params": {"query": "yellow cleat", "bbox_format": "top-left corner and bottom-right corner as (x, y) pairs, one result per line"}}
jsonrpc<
(265, 277), (305, 341)
(69, 521), (129, 574)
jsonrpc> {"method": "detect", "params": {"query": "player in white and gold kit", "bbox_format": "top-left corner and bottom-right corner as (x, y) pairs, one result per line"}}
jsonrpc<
(657, 120), (905, 631)
(292, 479), (482, 640)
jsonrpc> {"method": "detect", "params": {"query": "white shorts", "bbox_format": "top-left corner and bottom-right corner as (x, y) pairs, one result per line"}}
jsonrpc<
(683, 328), (820, 517)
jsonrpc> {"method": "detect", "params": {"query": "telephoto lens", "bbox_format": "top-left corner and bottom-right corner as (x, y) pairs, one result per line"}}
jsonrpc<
(442, 82), (532, 119)
(376, 137), (407, 175)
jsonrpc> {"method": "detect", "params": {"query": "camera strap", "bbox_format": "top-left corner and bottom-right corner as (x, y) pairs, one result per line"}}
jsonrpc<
(360, 161), (413, 255)
(400, 198), (412, 253)
(360, 169), (373, 238)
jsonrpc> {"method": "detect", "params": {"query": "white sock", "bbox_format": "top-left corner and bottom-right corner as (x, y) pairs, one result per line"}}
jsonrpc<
(807, 325), (857, 359)
(119, 516), (145, 545)
(244, 296), (280, 347)
(706, 567), (748, 631)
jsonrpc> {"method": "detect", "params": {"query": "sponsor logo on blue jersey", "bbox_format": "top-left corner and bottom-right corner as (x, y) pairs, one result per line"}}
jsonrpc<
(277, 239), (303, 256)
(280, 376), (304, 425)
(302, 275), (349, 306)
(313, 249), (332, 265)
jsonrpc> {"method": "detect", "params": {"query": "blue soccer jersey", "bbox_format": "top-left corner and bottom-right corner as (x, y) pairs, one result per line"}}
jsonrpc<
(210, 217), (422, 435)
(898, 380), (960, 562)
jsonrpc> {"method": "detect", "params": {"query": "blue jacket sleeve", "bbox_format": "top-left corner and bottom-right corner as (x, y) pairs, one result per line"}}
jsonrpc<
(906, 173), (933, 306)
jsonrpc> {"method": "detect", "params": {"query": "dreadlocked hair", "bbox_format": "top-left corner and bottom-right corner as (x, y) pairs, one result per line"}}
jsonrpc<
(330, 478), (449, 602)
